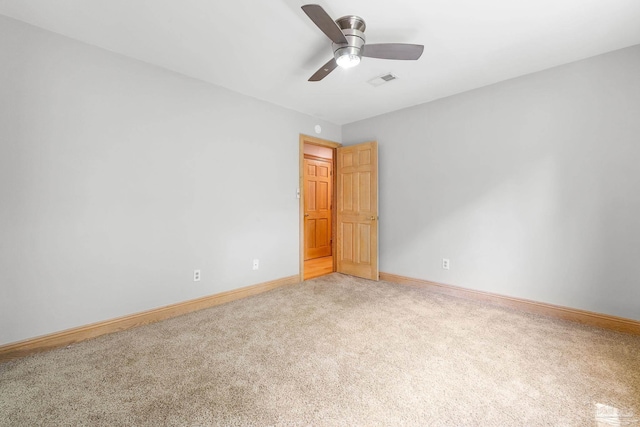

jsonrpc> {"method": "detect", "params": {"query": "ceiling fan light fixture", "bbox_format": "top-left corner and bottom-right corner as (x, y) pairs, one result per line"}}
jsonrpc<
(336, 53), (361, 69)
(334, 44), (363, 69)
(302, 5), (423, 81)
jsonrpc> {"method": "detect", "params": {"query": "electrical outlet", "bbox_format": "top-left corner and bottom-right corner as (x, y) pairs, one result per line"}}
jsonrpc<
(442, 258), (450, 270)
(252, 259), (259, 270)
(193, 269), (201, 281)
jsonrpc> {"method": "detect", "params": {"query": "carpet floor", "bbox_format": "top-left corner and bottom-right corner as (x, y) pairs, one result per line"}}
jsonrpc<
(1, 273), (639, 426)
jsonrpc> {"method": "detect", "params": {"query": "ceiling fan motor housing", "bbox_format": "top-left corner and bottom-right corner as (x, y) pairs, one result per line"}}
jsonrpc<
(332, 15), (366, 62)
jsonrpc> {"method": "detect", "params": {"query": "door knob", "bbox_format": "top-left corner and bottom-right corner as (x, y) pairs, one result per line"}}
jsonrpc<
(305, 213), (310, 217)
(370, 216), (376, 221)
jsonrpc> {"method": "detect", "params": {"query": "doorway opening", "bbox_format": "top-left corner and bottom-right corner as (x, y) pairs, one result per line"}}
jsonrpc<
(299, 135), (341, 281)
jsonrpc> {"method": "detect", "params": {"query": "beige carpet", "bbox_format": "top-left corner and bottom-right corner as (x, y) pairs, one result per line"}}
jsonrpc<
(1, 273), (639, 426)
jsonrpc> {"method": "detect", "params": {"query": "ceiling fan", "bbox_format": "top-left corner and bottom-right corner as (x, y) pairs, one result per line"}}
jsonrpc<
(301, 4), (424, 81)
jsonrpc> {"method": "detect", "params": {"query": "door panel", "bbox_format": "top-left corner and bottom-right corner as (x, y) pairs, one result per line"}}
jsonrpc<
(336, 142), (379, 280)
(304, 157), (333, 260)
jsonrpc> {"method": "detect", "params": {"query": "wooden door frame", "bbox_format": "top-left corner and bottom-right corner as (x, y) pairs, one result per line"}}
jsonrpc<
(299, 134), (342, 282)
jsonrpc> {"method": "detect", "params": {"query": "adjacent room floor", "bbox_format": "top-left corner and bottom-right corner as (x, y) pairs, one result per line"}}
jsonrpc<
(304, 255), (333, 280)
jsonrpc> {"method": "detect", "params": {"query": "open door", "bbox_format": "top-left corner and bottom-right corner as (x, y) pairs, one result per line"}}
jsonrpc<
(336, 141), (379, 280)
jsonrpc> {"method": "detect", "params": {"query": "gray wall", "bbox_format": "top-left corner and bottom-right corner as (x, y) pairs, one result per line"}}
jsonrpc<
(0, 16), (340, 345)
(343, 45), (640, 321)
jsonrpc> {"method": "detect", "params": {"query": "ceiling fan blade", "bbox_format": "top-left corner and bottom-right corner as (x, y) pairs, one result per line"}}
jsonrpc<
(301, 4), (348, 45)
(362, 43), (424, 60)
(309, 58), (338, 82)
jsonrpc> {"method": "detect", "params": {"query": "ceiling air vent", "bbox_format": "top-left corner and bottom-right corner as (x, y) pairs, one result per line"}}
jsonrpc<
(368, 73), (398, 87)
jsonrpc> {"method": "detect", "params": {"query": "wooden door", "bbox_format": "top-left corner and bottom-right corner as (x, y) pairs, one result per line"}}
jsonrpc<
(304, 157), (333, 260)
(336, 142), (379, 280)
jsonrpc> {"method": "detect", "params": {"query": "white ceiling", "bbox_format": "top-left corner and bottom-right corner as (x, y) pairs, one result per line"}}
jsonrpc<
(1, 0), (640, 125)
